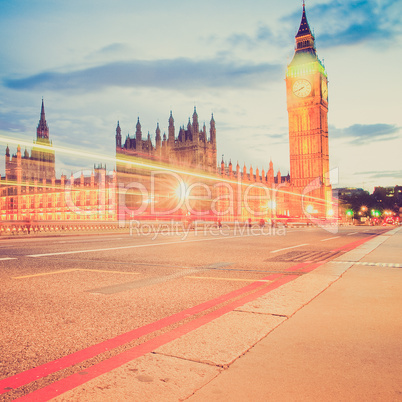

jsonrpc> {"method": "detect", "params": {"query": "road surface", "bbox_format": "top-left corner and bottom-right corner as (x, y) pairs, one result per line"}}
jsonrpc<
(0, 224), (390, 400)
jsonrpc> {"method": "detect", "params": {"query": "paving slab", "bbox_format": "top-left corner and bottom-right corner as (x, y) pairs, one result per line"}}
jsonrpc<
(52, 353), (220, 402)
(155, 312), (286, 368)
(359, 227), (402, 264)
(235, 270), (341, 317)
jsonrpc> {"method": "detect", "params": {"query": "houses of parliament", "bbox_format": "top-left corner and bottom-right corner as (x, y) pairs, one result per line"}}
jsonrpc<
(0, 4), (332, 231)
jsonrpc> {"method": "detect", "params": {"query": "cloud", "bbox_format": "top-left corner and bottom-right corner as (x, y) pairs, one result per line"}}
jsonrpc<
(354, 170), (402, 179)
(308, 0), (401, 48)
(3, 58), (282, 92)
(330, 123), (400, 144)
(218, 0), (401, 56)
(97, 43), (132, 55)
(226, 24), (276, 49)
(0, 119), (26, 132)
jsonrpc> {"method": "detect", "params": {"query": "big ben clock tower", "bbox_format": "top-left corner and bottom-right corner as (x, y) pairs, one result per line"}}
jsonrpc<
(286, 2), (331, 217)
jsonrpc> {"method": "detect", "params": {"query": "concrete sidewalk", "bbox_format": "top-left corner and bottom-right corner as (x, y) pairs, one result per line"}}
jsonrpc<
(52, 227), (402, 402)
(189, 227), (402, 401)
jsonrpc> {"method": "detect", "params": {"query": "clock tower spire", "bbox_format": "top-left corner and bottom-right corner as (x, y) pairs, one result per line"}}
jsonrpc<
(286, 2), (331, 217)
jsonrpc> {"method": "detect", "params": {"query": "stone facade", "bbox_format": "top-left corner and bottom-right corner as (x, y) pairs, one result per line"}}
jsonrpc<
(5, 100), (55, 182)
(116, 107), (217, 173)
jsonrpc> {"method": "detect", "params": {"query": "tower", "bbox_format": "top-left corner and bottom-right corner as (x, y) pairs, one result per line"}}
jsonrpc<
(286, 2), (330, 215)
(31, 99), (55, 180)
(37, 98), (49, 140)
(168, 111), (175, 146)
(135, 117), (142, 149)
(209, 114), (216, 144)
(155, 122), (161, 151)
(116, 121), (121, 148)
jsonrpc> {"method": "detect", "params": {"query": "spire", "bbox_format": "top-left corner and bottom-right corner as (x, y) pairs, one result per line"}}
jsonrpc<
(293, 2), (316, 57)
(40, 97), (45, 117)
(155, 122), (161, 148)
(168, 111), (175, 145)
(136, 117), (142, 145)
(209, 113), (216, 144)
(296, 2), (313, 38)
(37, 98), (49, 140)
(192, 106), (199, 134)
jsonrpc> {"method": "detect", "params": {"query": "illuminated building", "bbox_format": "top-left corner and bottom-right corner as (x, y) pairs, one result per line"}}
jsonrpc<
(285, 2), (332, 217)
(5, 99), (55, 182)
(1, 3), (332, 229)
(116, 107), (217, 173)
(0, 102), (116, 231)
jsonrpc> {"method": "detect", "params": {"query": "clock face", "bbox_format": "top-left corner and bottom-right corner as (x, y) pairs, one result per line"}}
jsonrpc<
(321, 80), (328, 100)
(292, 79), (312, 98)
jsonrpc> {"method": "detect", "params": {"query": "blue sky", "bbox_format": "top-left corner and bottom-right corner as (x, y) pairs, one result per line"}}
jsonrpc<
(0, 0), (401, 191)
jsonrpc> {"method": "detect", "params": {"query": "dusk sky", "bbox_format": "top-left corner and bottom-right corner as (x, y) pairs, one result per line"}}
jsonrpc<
(0, 0), (401, 192)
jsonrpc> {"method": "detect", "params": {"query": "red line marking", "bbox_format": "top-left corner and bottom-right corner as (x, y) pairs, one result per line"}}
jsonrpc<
(0, 262), (309, 394)
(16, 264), (324, 402)
(331, 235), (373, 253)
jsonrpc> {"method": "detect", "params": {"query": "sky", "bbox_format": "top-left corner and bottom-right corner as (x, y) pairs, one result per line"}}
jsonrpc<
(0, 0), (401, 192)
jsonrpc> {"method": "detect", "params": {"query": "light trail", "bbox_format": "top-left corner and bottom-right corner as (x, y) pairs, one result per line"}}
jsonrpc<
(0, 135), (334, 206)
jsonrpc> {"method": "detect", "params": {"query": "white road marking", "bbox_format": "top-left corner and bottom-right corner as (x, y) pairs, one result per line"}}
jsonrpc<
(0, 257), (17, 261)
(320, 236), (341, 242)
(331, 261), (402, 268)
(57, 238), (124, 244)
(270, 244), (309, 254)
(347, 232), (358, 236)
(13, 268), (140, 279)
(26, 234), (262, 258)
